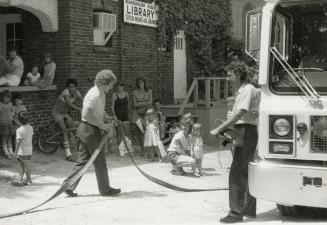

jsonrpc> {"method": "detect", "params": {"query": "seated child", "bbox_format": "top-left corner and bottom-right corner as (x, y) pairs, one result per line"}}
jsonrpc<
(144, 108), (167, 162)
(12, 111), (34, 186)
(24, 65), (40, 86)
(190, 123), (204, 176)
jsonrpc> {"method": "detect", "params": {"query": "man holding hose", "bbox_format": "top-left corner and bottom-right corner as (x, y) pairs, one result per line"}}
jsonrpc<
(211, 61), (260, 223)
(65, 69), (121, 197)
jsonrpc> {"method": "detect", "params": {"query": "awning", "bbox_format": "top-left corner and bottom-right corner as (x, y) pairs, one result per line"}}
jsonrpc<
(0, 0), (58, 32)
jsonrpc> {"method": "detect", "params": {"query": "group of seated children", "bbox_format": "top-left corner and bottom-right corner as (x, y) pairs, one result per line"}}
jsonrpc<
(0, 46), (56, 88)
(143, 100), (205, 176)
(0, 90), (33, 186)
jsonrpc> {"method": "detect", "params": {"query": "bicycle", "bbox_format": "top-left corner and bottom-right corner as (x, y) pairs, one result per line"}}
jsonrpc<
(37, 120), (79, 154)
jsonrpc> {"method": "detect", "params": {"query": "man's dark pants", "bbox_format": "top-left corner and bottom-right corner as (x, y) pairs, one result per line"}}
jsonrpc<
(228, 124), (258, 219)
(67, 122), (111, 194)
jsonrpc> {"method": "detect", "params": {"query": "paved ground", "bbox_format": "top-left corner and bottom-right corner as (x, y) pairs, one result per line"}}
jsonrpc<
(0, 145), (326, 225)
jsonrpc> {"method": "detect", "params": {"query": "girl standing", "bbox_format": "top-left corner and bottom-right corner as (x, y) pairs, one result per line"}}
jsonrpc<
(0, 90), (14, 159)
(132, 77), (152, 155)
(144, 108), (166, 162)
(190, 123), (204, 176)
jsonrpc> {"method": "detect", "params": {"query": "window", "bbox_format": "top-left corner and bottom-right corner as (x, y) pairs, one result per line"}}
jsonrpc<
(6, 23), (22, 55)
(273, 13), (288, 59)
(174, 37), (184, 50)
(93, 11), (116, 47)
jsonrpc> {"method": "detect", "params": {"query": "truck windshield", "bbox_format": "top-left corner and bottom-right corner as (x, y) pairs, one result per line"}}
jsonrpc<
(270, 2), (327, 94)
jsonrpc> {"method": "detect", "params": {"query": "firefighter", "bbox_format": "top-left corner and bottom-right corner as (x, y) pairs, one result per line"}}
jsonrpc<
(211, 61), (260, 223)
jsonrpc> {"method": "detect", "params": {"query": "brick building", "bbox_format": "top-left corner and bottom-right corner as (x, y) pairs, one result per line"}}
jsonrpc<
(0, 0), (265, 138)
(0, 0), (174, 135)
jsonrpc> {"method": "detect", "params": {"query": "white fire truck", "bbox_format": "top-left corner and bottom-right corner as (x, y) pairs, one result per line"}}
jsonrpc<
(245, 0), (327, 215)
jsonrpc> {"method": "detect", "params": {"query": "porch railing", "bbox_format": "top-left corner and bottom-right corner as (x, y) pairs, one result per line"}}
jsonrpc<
(177, 77), (230, 116)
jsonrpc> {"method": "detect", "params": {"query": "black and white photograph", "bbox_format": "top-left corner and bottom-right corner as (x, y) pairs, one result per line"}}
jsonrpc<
(1, 0), (327, 224)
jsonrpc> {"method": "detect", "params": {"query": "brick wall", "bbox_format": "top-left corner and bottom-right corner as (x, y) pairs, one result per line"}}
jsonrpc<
(68, 0), (174, 105)
(0, 0), (174, 142)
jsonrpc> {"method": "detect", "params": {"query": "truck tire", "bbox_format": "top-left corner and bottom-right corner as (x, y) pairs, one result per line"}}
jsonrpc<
(276, 204), (306, 217)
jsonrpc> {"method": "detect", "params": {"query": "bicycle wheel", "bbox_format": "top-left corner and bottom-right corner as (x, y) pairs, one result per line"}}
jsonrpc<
(38, 133), (60, 154)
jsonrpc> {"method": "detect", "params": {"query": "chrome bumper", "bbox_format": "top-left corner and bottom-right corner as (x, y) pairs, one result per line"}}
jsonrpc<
(249, 161), (327, 208)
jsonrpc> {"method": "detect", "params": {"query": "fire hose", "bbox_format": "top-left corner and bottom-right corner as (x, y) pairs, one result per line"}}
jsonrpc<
(0, 122), (229, 219)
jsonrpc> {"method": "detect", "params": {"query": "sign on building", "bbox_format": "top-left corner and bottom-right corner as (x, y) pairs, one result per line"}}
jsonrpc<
(124, 0), (158, 27)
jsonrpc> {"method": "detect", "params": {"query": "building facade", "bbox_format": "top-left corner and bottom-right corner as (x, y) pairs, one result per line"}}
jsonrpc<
(0, 0), (174, 135)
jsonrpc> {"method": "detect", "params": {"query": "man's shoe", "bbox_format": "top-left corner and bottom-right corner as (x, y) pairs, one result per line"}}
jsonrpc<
(65, 190), (78, 197)
(220, 215), (243, 223)
(101, 187), (121, 196)
(242, 212), (256, 218)
(66, 156), (75, 162)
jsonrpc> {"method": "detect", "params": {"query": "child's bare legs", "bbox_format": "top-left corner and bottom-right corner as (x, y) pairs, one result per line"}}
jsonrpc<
(159, 123), (166, 140)
(23, 161), (32, 184)
(1, 135), (9, 156)
(2, 135), (13, 158)
(56, 118), (72, 159)
(147, 146), (155, 161)
(192, 166), (196, 175)
(154, 146), (162, 162)
(18, 161), (25, 182)
(197, 158), (203, 176)
(6, 135), (13, 156)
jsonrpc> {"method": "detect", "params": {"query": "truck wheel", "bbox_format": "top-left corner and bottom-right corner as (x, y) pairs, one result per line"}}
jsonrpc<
(276, 204), (306, 217)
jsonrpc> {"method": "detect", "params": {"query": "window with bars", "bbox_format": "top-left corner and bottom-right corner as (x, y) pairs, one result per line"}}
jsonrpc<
(6, 23), (23, 55)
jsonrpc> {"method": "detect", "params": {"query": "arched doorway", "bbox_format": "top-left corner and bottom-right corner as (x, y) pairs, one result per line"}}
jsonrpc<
(0, 0), (58, 32)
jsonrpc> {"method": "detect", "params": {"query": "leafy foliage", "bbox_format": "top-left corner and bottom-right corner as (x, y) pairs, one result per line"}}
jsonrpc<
(157, 0), (237, 77)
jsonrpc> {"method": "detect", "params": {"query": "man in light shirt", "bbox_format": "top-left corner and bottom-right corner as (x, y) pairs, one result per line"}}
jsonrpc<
(0, 47), (24, 86)
(65, 69), (121, 197)
(211, 61), (260, 223)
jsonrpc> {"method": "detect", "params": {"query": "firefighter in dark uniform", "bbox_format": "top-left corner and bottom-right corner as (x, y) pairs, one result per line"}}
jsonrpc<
(211, 61), (260, 223)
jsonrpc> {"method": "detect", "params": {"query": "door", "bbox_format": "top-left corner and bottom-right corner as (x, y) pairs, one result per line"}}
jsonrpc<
(0, 14), (22, 56)
(174, 30), (187, 103)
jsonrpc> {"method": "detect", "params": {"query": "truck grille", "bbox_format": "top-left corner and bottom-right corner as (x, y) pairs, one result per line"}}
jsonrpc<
(311, 116), (327, 153)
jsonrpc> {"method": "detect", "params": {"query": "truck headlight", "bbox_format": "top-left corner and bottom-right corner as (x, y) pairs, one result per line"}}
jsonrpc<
(273, 118), (291, 137)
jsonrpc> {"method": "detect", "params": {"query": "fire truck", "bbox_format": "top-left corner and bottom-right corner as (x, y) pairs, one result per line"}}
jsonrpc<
(245, 0), (327, 215)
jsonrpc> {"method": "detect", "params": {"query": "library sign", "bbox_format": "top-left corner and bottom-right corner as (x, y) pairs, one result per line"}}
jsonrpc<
(124, 0), (158, 27)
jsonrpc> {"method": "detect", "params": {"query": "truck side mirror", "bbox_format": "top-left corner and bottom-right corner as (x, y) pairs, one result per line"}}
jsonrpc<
(245, 9), (262, 62)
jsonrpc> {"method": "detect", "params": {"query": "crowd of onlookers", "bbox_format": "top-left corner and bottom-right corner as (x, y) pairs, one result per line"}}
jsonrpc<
(0, 51), (207, 186)
(0, 45), (260, 222)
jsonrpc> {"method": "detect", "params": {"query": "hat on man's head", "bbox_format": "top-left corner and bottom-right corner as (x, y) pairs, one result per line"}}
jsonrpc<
(95, 69), (117, 87)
